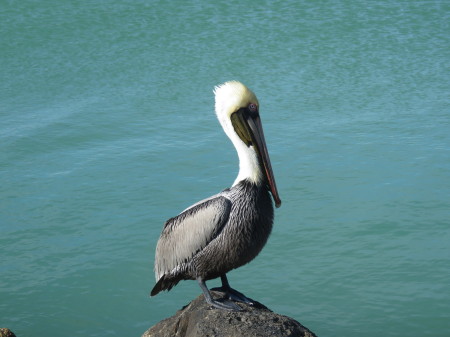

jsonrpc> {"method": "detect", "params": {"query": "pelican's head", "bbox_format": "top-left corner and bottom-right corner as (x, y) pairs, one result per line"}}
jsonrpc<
(214, 81), (281, 208)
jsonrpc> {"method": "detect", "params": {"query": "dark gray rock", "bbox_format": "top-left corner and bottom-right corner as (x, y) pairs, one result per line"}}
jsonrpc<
(143, 292), (317, 337)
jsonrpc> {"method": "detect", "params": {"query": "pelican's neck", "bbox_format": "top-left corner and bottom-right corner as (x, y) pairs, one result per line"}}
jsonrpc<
(232, 139), (263, 187)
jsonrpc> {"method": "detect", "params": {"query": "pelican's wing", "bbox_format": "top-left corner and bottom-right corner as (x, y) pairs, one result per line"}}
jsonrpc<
(154, 196), (231, 281)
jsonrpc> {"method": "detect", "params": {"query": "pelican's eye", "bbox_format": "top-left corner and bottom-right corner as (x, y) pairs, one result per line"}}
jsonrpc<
(248, 103), (258, 112)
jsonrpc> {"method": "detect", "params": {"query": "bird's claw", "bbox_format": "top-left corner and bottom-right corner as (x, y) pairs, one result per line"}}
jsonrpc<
(211, 286), (254, 305)
(206, 297), (242, 311)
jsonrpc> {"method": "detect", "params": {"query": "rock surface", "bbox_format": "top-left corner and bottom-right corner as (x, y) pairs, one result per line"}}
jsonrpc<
(143, 292), (317, 337)
(0, 329), (16, 337)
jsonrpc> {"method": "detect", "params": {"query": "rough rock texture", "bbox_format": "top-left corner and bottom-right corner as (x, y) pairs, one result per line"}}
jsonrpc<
(0, 329), (16, 337)
(143, 292), (317, 337)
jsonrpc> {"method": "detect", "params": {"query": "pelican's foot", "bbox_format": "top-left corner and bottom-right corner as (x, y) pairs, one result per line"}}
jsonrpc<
(197, 276), (242, 311)
(205, 296), (242, 311)
(211, 286), (254, 305)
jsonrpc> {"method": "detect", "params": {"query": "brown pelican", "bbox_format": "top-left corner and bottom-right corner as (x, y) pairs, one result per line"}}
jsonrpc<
(151, 81), (281, 311)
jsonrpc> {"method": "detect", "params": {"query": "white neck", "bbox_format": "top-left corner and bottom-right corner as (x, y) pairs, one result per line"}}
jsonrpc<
(226, 129), (263, 186)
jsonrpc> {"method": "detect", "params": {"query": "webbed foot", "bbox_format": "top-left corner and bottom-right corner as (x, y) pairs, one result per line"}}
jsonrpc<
(211, 274), (254, 305)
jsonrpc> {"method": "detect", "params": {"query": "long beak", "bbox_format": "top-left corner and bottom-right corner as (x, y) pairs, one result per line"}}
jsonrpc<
(246, 115), (282, 208)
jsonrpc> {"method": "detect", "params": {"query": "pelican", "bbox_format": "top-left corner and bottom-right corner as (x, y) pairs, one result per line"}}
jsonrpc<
(151, 81), (281, 311)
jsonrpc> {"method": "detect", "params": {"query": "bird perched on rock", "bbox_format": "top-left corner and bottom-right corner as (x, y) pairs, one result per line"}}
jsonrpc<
(151, 81), (281, 311)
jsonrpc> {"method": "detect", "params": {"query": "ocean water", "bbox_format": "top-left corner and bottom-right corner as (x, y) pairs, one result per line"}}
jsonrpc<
(1, 1), (449, 336)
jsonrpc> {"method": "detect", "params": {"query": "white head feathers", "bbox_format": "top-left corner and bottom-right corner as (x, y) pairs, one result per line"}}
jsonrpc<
(214, 81), (259, 120)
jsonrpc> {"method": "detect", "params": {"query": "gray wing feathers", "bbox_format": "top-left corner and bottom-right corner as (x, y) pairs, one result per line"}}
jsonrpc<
(154, 196), (231, 280)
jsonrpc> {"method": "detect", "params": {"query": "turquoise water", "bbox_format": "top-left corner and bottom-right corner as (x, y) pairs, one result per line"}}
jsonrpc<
(1, 1), (449, 336)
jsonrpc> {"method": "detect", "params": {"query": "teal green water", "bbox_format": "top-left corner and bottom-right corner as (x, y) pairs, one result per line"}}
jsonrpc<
(1, 1), (449, 336)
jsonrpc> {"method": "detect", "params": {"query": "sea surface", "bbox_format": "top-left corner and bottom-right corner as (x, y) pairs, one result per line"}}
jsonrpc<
(1, 1), (449, 336)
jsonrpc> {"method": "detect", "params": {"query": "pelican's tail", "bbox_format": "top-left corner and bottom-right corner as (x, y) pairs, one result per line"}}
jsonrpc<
(150, 274), (181, 296)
